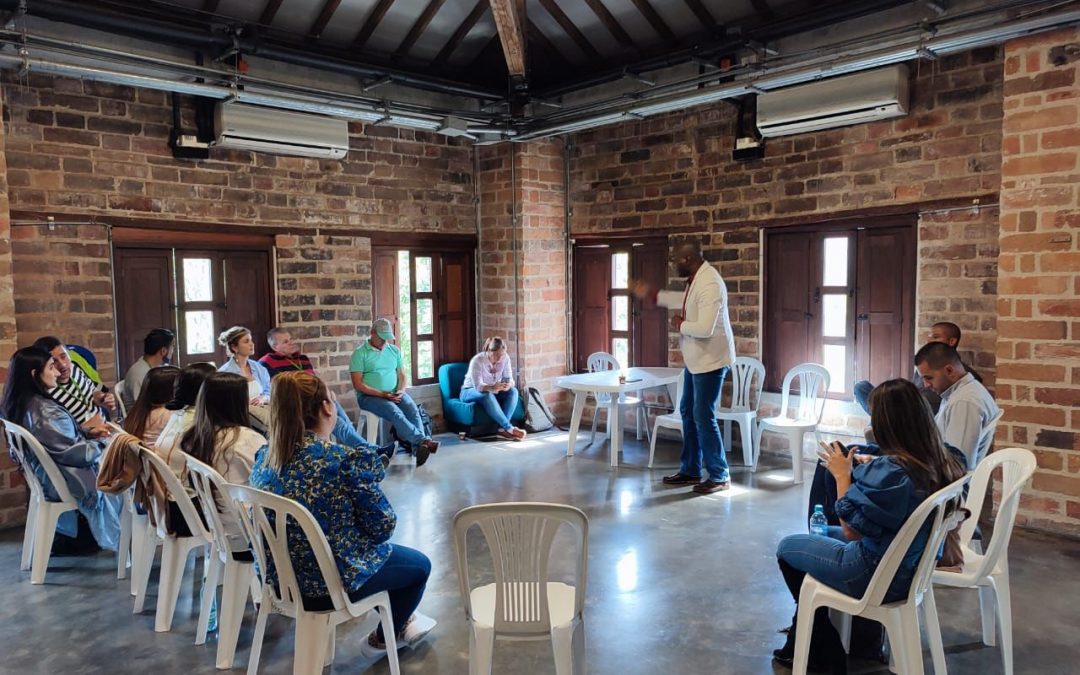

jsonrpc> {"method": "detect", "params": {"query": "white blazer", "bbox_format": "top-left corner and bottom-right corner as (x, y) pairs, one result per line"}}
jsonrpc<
(656, 262), (736, 375)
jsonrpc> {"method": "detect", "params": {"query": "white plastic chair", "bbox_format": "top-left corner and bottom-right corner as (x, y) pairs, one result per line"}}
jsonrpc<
(715, 356), (765, 467)
(114, 380), (128, 421)
(356, 409), (383, 445)
(587, 351), (648, 446)
(928, 448), (1036, 675)
(131, 445), (215, 634)
(648, 370), (684, 468)
(792, 474), (971, 675)
(756, 363), (830, 484)
(453, 502), (588, 675)
(966, 409), (1004, 472)
(227, 483), (401, 675)
(186, 456), (258, 669)
(3, 420), (79, 585)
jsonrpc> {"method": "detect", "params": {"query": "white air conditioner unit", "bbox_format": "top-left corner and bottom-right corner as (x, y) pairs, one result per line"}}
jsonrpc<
(756, 65), (910, 138)
(214, 102), (349, 159)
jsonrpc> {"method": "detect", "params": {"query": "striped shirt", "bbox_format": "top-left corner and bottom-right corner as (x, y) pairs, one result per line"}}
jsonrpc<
(258, 351), (315, 379)
(47, 364), (100, 425)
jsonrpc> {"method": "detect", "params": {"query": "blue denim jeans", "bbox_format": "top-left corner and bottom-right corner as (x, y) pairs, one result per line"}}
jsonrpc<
(679, 366), (730, 482)
(357, 392), (427, 446)
(777, 527), (877, 600)
(331, 398), (379, 451)
(459, 386), (518, 431)
(355, 545), (431, 636)
(853, 380), (874, 415)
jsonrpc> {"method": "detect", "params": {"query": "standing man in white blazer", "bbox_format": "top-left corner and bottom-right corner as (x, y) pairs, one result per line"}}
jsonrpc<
(634, 243), (737, 493)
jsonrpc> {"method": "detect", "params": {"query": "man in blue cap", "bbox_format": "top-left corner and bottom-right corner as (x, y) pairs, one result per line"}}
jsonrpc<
(350, 318), (439, 466)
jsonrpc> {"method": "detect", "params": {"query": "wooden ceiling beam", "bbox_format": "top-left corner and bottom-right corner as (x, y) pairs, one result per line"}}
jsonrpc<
(629, 0), (675, 43)
(681, 0), (717, 31)
(308, 0), (344, 39)
(395, 0), (447, 57)
(489, 0), (528, 77)
(353, 0), (396, 48)
(258, 0), (285, 26)
(537, 0), (602, 63)
(582, 0), (635, 51)
(433, 0), (489, 64)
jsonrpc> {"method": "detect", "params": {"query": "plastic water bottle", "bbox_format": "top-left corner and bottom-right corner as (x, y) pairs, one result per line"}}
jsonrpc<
(809, 504), (828, 537)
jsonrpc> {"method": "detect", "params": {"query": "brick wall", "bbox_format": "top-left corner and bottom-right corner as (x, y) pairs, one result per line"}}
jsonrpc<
(996, 27), (1080, 536)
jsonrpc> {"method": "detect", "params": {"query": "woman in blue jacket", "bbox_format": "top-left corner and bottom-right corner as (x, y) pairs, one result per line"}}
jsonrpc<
(772, 379), (966, 674)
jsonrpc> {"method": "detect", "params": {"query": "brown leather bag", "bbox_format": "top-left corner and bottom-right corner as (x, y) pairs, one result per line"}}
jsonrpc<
(936, 507), (972, 572)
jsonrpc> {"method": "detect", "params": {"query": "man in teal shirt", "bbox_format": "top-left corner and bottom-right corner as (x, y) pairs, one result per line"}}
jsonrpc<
(350, 318), (439, 466)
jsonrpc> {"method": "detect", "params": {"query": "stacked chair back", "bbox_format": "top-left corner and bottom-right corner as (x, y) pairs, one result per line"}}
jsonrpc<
(4, 420), (78, 584)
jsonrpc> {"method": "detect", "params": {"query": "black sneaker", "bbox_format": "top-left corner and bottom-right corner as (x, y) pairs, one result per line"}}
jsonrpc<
(692, 479), (731, 494)
(376, 442), (396, 461)
(661, 472), (702, 485)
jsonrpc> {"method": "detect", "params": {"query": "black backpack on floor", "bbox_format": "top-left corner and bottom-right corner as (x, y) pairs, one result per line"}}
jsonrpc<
(524, 387), (562, 433)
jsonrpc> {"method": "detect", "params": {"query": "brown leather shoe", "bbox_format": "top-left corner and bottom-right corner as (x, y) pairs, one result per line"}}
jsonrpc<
(415, 439), (438, 467)
(661, 472), (702, 485)
(692, 479), (731, 494)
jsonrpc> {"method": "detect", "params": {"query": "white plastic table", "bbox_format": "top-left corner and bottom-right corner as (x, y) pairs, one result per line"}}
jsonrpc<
(555, 367), (682, 467)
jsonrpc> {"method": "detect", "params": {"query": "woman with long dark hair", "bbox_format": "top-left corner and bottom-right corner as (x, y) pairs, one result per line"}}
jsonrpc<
(772, 379), (966, 674)
(154, 362), (215, 477)
(1, 347), (122, 550)
(122, 366), (180, 445)
(249, 371), (435, 661)
(179, 372), (263, 483)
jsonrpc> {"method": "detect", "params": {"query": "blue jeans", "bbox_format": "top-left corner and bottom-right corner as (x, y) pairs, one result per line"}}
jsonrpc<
(679, 366), (730, 482)
(357, 392), (427, 446)
(853, 380), (874, 415)
(355, 545), (431, 637)
(459, 387), (518, 431)
(777, 527), (877, 600)
(332, 398), (380, 451)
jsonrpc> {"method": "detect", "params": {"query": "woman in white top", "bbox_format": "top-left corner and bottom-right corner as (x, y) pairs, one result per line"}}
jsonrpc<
(460, 336), (525, 441)
(122, 365), (180, 446)
(155, 362), (216, 478)
(216, 325), (271, 406)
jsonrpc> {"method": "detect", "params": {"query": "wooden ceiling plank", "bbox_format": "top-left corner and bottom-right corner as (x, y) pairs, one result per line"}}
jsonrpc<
(489, 0), (528, 76)
(309, 0), (344, 38)
(354, 0), (397, 48)
(526, 19), (566, 63)
(201, 0), (222, 13)
(749, 0), (776, 20)
(628, 0), (675, 43)
(582, 0), (635, 51)
(682, 0), (717, 30)
(434, 0), (489, 63)
(537, 0), (602, 63)
(395, 0), (448, 57)
(258, 0), (285, 26)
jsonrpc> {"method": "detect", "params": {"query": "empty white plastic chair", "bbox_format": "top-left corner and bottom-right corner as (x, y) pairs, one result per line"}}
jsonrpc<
(756, 363), (830, 484)
(715, 356), (765, 467)
(587, 352), (648, 446)
(453, 502), (588, 675)
(648, 370), (685, 468)
(185, 456), (258, 669)
(3, 420), (79, 585)
(227, 483), (401, 675)
(131, 445), (215, 634)
(792, 474), (971, 675)
(928, 448), (1036, 675)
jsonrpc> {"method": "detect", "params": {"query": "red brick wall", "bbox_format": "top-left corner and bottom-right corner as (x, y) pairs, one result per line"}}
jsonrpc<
(997, 27), (1080, 536)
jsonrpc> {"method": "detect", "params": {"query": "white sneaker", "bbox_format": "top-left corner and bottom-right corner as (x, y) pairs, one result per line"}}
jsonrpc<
(358, 612), (438, 658)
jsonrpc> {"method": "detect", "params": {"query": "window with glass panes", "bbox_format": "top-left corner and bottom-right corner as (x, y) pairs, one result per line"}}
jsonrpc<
(764, 220), (915, 399)
(372, 244), (475, 386)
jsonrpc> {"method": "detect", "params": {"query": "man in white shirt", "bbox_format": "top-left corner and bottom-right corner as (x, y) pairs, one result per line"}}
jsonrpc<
(122, 328), (175, 409)
(915, 342), (1000, 470)
(634, 243), (737, 493)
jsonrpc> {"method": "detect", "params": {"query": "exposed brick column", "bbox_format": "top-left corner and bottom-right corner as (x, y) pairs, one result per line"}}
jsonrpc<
(997, 27), (1080, 535)
(1, 85), (27, 528)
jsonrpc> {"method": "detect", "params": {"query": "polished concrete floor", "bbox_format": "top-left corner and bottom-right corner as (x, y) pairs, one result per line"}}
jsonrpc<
(2, 430), (1079, 674)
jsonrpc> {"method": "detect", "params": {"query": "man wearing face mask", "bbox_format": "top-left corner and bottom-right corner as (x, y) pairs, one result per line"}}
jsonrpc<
(31, 335), (114, 437)
(121, 328), (176, 410)
(633, 242), (737, 494)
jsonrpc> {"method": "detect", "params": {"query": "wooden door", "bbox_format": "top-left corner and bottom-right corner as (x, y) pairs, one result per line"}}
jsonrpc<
(573, 246), (612, 372)
(765, 233), (814, 391)
(632, 240), (669, 367)
(856, 226), (915, 385)
(372, 249), (399, 337)
(439, 251), (474, 365)
(224, 252), (273, 359)
(114, 248), (176, 373)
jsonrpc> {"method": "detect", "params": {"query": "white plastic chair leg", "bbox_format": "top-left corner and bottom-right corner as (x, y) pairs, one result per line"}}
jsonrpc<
(155, 538), (191, 632)
(196, 552), (224, 645)
(468, 623), (496, 675)
(132, 523), (159, 612)
(830, 609), (851, 653)
(21, 499), (38, 571)
(216, 561), (253, 670)
(245, 595), (272, 675)
(879, 613), (906, 675)
(552, 619), (585, 675)
(789, 430), (805, 485)
(293, 612), (332, 675)
(923, 587), (948, 675)
(752, 421), (764, 472)
(117, 497), (132, 579)
(992, 572), (1013, 675)
(790, 600), (816, 675)
(648, 419), (660, 468)
(589, 405), (600, 445)
(378, 601), (401, 675)
(898, 607), (925, 675)
(739, 420), (754, 467)
(978, 583), (998, 646)
(325, 627), (337, 667)
(30, 505), (63, 585)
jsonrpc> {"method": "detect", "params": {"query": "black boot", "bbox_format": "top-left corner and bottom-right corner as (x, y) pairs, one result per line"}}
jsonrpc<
(808, 609), (847, 675)
(773, 613), (798, 665)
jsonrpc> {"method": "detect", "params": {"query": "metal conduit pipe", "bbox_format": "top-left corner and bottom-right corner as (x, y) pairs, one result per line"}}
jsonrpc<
(514, 4), (1080, 140)
(0, 0), (503, 101)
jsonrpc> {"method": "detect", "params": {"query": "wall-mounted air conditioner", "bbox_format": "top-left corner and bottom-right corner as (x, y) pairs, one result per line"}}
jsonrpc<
(214, 102), (350, 159)
(756, 65), (910, 138)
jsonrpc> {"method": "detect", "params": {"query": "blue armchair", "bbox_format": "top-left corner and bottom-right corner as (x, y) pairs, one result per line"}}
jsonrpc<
(438, 362), (526, 435)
